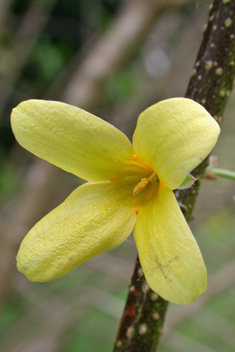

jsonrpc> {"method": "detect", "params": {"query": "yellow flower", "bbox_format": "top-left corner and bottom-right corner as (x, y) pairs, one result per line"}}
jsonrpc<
(11, 98), (220, 304)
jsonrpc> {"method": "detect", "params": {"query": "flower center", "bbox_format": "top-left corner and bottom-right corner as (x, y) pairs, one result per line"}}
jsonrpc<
(132, 171), (159, 213)
(110, 155), (159, 214)
(133, 171), (158, 195)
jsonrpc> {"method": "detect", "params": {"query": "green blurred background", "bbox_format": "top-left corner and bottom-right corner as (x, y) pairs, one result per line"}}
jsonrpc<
(0, 0), (235, 351)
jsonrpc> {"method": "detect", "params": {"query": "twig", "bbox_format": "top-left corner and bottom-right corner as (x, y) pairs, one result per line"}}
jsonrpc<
(113, 1), (235, 351)
(0, 0), (57, 117)
(62, 0), (194, 109)
(0, 0), (14, 29)
(110, 7), (207, 136)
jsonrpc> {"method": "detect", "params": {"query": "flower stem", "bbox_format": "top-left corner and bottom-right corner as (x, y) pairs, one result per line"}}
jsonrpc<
(114, 1), (235, 351)
(212, 168), (235, 180)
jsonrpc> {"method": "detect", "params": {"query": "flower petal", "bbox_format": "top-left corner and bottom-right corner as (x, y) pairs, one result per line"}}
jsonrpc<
(17, 182), (136, 282)
(133, 185), (207, 304)
(11, 100), (136, 182)
(132, 98), (220, 189)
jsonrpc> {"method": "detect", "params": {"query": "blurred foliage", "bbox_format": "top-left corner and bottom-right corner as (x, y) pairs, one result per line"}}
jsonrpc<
(0, 0), (235, 351)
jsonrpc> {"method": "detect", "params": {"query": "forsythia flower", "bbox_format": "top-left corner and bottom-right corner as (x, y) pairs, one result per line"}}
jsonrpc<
(11, 98), (220, 305)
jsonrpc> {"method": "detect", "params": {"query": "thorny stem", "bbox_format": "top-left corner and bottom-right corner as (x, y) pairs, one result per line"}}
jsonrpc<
(113, 1), (235, 351)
